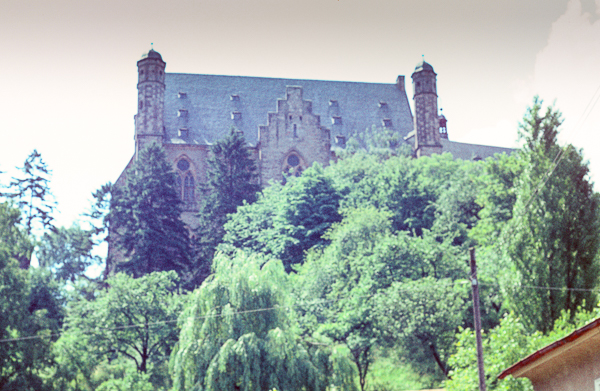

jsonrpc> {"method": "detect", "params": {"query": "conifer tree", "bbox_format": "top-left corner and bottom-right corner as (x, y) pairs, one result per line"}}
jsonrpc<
(192, 128), (260, 286)
(110, 143), (191, 277)
(2, 150), (56, 242)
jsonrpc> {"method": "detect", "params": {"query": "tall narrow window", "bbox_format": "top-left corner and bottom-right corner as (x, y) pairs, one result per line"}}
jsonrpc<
(176, 175), (183, 200)
(184, 175), (195, 202)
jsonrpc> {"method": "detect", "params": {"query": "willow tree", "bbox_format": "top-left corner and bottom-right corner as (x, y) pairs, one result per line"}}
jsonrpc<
(170, 251), (356, 391)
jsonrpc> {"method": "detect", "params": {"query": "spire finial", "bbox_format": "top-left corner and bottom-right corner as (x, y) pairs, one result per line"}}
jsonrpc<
(151, 42), (154, 51)
(422, 54), (424, 61)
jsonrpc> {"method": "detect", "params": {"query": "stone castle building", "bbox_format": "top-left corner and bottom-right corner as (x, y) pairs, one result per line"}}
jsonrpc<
(116, 49), (512, 226)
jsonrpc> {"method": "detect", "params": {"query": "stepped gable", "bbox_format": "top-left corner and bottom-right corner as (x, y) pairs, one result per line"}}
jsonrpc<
(162, 73), (414, 146)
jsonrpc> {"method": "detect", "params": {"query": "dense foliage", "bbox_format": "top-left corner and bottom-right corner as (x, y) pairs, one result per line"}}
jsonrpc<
(110, 143), (191, 277)
(1, 98), (600, 390)
(192, 128), (260, 286)
(222, 163), (341, 271)
(53, 271), (182, 390)
(170, 251), (356, 391)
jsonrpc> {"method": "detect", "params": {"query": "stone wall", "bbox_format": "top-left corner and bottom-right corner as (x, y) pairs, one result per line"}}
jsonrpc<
(257, 86), (331, 186)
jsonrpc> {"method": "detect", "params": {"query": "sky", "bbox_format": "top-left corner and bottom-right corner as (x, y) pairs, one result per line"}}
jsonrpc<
(1, 0), (600, 229)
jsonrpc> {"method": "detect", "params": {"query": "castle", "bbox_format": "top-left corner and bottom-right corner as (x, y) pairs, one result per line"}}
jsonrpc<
(116, 49), (512, 227)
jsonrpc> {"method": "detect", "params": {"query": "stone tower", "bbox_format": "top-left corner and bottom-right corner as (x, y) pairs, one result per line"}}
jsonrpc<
(135, 49), (166, 158)
(412, 60), (442, 157)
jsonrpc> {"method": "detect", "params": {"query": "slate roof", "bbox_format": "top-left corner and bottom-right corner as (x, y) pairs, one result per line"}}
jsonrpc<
(163, 73), (414, 146)
(440, 138), (514, 160)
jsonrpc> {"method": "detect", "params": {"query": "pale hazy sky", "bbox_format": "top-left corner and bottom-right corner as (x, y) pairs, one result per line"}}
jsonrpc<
(1, 0), (600, 228)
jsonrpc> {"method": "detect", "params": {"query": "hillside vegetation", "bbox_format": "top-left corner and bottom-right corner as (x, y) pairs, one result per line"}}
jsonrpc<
(1, 98), (599, 391)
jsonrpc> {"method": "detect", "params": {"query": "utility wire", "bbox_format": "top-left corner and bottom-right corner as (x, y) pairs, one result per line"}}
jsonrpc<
(518, 84), (600, 216)
(3, 278), (600, 345)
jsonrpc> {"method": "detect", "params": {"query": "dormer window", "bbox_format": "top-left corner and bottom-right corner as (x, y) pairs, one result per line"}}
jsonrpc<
(329, 99), (338, 107)
(178, 92), (187, 99)
(332, 116), (342, 125)
(382, 118), (392, 128)
(178, 128), (189, 138)
(230, 94), (240, 101)
(379, 101), (387, 108)
(231, 111), (242, 120)
(178, 109), (188, 118)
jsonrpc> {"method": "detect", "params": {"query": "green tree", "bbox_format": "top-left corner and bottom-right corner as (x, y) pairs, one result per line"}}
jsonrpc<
(110, 143), (191, 277)
(54, 271), (182, 390)
(192, 128), (260, 285)
(2, 150), (56, 238)
(470, 153), (523, 247)
(292, 208), (468, 390)
(37, 224), (97, 283)
(0, 203), (53, 391)
(170, 251), (357, 391)
(328, 152), (470, 238)
(222, 163), (341, 271)
(85, 182), (112, 244)
(445, 307), (600, 391)
(505, 98), (600, 333)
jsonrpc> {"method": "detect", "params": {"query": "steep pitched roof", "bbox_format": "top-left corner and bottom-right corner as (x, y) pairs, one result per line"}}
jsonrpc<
(439, 138), (514, 160)
(163, 73), (414, 146)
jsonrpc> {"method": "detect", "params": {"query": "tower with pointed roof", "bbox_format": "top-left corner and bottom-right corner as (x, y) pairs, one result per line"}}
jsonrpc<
(135, 49), (166, 158)
(412, 60), (442, 157)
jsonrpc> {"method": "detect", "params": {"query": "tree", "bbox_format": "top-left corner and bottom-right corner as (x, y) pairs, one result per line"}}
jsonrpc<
(445, 307), (600, 391)
(36, 225), (97, 283)
(292, 208), (468, 390)
(110, 143), (191, 277)
(504, 98), (600, 333)
(0, 203), (53, 391)
(222, 163), (341, 271)
(170, 251), (357, 391)
(2, 150), (56, 238)
(470, 153), (523, 247)
(84, 182), (113, 245)
(54, 271), (182, 390)
(192, 128), (260, 285)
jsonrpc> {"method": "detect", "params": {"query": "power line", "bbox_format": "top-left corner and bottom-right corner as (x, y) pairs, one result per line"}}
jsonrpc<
(518, 85), (600, 217)
(3, 277), (599, 345)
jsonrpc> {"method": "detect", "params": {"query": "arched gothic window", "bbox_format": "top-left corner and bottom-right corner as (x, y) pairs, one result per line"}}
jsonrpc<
(175, 158), (195, 205)
(184, 174), (195, 202)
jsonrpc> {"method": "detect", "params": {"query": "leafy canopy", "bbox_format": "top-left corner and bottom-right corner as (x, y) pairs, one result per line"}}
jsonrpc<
(170, 251), (357, 391)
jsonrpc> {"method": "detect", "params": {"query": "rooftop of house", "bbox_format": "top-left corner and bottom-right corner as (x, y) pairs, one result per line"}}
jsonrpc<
(499, 317), (600, 382)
